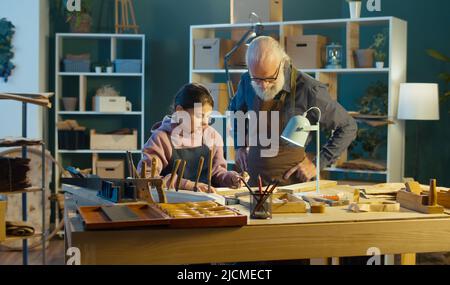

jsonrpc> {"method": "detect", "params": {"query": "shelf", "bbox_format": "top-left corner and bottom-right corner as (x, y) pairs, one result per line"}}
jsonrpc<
(58, 150), (141, 154)
(192, 68), (389, 74)
(190, 16), (396, 30)
(58, 72), (143, 77)
(0, 138), (43, 147)
(0, 187), (43, 195)
(58, 111), (142, 116)
(56, 33), (145, 39)
(323, 167), (387, 175)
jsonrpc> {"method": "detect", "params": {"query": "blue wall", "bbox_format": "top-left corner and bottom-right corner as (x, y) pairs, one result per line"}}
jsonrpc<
(49, 0), (450, 186)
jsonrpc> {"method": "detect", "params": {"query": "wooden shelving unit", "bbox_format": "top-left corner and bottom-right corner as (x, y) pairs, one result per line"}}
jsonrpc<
(0, 104), (50, 264)
(189, 17), (407, 183)
(54, 33), (146, 187)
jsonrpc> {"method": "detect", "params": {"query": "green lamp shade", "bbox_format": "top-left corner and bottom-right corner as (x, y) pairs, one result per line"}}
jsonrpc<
(281, 115), (311, 147)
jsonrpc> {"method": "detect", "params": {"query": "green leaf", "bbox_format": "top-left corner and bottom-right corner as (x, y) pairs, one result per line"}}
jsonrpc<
(427, 49), (450, 62)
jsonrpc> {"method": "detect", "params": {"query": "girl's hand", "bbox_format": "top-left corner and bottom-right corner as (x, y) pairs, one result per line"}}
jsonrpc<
(195, 183), (217, 193)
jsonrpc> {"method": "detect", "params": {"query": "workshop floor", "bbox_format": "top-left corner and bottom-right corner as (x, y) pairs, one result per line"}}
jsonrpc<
(0, 237), (448, 265)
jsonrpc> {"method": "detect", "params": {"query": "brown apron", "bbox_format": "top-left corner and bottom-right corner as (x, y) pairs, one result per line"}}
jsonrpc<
(247, 66), (306, 186)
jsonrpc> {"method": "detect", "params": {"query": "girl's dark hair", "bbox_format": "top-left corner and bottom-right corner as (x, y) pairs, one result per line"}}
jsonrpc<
(172, 83), (214, 111)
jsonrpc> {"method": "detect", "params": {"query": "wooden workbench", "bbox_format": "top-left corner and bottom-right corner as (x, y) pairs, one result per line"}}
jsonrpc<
(64, 186), (450, 265)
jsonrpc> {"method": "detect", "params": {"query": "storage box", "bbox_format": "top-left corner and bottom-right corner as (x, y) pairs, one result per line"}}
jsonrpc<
(58, 130), (89, 150)
(63, 59), (91, 72)
(286, 35), (328, 69)
(114, 59), (142, 73)
(0, 200), (6, 242)
(96, 160), (125, 179)
(207, 83), (229, 114)
(93, 96), (127, 112)
(90, 129), (138, 150)
(231, 0), (283, 23)
(194, 38), (235, 69)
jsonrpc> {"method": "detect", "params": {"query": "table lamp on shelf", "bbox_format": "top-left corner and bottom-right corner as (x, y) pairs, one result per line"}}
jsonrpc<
(397, 83), (440, 180)
(281, 107), (322, 193)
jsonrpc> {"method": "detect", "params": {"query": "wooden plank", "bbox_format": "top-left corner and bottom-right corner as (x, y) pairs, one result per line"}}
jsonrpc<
(346, 22), (359, 68)
(276, 180), (338, 194)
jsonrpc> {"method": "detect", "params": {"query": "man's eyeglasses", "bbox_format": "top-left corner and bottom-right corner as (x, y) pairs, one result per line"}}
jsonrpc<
(250, 61), (282, 84)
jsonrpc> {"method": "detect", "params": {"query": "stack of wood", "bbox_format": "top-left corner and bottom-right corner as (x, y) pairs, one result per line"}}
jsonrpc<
(0, 157), (31, 192)
(0, 92), (53, 108)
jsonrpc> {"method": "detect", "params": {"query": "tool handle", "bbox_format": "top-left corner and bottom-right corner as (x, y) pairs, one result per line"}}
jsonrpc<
(429, 179), (438, 206)
(168, 159), (181, 190)
(194, 156), (204, 192)
(140, 161), (147, 179)
(176, 160), (187, 191)
(208, 146), (214, 192)
(151, 157), (157, 178)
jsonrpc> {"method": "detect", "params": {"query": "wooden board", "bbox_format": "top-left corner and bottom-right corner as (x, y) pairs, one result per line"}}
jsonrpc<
(348, 201), (400, 213)
(78, 202), (247, 230)
(276, 180), (338, 194)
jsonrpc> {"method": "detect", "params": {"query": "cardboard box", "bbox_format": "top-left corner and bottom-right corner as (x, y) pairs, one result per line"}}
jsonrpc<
(93, 96), (127, 112)
(207, 83), (229, 114)
(286, 35), (328, 69)
(90, 129), (138, 150)
(231, 0), (283, 23)
(96, 160), (125, 179)
(194, 38), (235, 69)
(0, 200), (6, 242)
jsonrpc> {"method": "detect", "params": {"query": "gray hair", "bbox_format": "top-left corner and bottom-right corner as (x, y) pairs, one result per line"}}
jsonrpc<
(246, 36), (290, 68)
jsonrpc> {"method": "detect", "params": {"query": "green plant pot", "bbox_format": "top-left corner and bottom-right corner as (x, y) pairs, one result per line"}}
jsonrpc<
(70, 13), (92, 33)
(354, 49), (374, 68)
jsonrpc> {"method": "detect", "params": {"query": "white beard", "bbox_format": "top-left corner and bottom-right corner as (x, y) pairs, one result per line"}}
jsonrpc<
(251, 71), (285, 101)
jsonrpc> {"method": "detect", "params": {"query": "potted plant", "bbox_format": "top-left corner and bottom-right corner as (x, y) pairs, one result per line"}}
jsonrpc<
(0, 18), (15, 82)
(370, 31), (387, 68)
(347, 0), (362, 19)
(65, 0), (93, 33)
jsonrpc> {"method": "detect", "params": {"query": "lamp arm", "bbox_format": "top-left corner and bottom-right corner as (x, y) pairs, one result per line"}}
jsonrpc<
(305, 107), (322, 193)
(224, 28), (254, 100)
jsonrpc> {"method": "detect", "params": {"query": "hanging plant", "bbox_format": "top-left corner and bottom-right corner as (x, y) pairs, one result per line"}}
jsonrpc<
(0, 18), (16, 82)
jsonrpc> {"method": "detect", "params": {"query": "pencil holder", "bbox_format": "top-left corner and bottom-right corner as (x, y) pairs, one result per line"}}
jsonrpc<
(250, 193), (273, 219)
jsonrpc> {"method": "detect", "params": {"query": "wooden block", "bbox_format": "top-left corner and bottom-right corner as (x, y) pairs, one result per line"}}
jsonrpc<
(348, 201), (400, 213)
(405, 181), (422, 195)
(397, 190), (444, 214)
(0, 200), (6, 242)
(277, 180), (338, 194)
(272, 194), (307, 214)
(310, 204), (326, 214)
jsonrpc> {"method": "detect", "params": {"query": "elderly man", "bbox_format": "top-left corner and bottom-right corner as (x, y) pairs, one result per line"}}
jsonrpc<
(228, 36), (357, 186)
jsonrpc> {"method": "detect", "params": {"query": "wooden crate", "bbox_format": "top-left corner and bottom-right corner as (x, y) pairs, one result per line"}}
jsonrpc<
(0, 200), (6, 242)
(78, 201), (247, 230)
(90, 129), (138, 150)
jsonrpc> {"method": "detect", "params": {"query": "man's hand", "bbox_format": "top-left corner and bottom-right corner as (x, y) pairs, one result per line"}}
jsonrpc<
(283, 155), (317, 182)
(235, 147), (249, 172)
